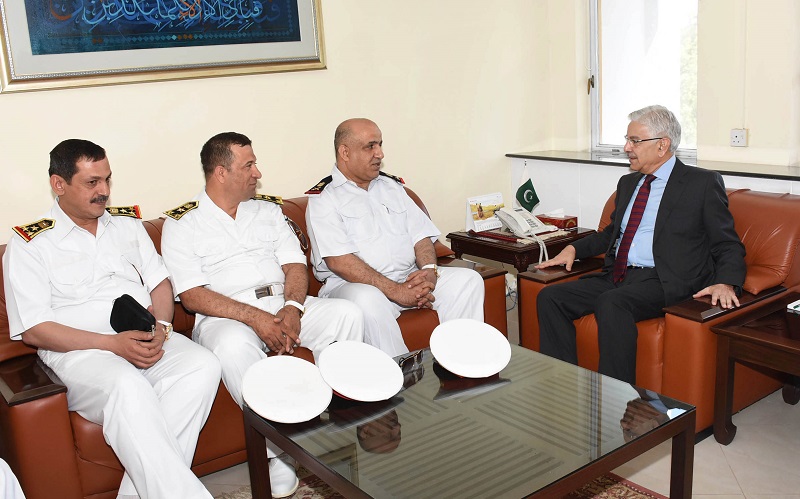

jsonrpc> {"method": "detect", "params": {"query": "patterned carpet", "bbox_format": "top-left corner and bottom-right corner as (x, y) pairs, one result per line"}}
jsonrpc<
(214, 467), (667, 499)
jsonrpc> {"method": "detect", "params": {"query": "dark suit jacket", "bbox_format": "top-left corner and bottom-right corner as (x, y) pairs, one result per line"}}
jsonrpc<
(571, 158), (746, 306)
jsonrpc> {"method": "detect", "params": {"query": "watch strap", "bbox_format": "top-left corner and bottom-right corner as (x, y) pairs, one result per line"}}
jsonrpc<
(157, 320), (173, 340)
(421, 263), (440, 277)
(284, 300), (305, 317)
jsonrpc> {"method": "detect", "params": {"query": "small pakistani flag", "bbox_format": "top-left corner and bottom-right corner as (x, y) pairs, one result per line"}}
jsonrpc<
(516, 167), (540, 212)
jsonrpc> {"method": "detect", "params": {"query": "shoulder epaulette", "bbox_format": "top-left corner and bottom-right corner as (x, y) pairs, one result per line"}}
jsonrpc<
(164, 201), (198, 220)
(252, 194), (283, 205)
(13, 219), (55, 242)
(305, 176), (332, 195)
(379, 172), (405, 184)
(106, 205), (142, 219)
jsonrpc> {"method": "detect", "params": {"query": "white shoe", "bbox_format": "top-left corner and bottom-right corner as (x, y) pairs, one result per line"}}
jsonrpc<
(269, 453), (299, 498)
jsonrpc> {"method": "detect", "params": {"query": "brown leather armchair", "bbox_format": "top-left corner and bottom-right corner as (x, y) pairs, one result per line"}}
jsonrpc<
(517, 188), (800, 432)
(0, 186), (507, 499)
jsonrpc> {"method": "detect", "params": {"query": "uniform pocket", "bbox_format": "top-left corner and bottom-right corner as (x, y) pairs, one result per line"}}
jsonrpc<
(51, 255), (94, 287)
(382, 202), (409, 236)
(340, 205), (378, 242)
(250, 224), (279, 252)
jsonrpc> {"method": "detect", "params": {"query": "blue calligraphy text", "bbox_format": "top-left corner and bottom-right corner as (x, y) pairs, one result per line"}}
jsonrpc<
(26, 0), (301, 55)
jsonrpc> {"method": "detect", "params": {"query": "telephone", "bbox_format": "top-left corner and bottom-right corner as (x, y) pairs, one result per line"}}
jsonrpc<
(496, 207), (556, 237)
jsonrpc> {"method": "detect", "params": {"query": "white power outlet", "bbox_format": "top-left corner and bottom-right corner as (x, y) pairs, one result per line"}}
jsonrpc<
(730, 128), (748, 147)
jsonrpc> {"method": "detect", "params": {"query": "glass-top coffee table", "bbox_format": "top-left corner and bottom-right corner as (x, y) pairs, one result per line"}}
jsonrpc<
(243, 345), (695, 498)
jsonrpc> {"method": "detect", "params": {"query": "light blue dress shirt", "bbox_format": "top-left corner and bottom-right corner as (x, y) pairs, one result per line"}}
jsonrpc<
(615, 155), (676, 267)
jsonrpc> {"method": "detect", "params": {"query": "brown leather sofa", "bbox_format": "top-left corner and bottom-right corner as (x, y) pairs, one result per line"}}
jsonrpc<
(0, 187), (507, 499)
(517, 188), (800, 433)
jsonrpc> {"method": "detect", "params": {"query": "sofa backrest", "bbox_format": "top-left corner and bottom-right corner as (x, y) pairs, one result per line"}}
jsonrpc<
(727, 190), (800, 293)
(597, 187), (800, 295)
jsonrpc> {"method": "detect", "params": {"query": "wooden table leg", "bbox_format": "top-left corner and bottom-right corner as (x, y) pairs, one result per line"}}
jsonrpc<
(669, 410), (695, 499)
(514, 255), (529, 273)
(782, 381), (800, 405)
(713, 336), (737, 445)
(244, 409), (271, 499)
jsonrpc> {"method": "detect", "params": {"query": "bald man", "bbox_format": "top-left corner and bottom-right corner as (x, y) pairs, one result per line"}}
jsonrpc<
(305, 118), (485, 356)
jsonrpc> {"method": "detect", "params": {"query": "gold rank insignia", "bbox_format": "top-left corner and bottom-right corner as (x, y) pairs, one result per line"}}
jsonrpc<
(252, 194), (283, 205)
(164, 201), (198, 220)
(13, 218), (55, 242)
(379, 172), (405, 184)
(305, 176), (332, 195)
(106, 205), (142, 219)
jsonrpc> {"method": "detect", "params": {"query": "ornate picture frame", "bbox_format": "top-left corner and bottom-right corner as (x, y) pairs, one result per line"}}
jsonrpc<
(0, 0), (325, 93)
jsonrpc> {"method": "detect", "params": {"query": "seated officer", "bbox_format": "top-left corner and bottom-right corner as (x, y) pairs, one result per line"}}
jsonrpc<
(161, 132), (364, 498)
(3, 139), (221, 499)
(305, 118), (485, 357)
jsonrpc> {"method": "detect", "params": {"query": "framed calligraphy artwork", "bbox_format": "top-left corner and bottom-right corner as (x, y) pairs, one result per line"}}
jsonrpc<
(0, 0), (324, 93)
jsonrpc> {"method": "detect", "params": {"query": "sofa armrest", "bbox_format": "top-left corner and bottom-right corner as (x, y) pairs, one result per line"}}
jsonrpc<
(438, 257), (508, 335)
(0, 355), (66, 406)
(660, 286), (788, 432)
(437, 256), (506, 280)
(0, 355), (84, 499)
(517, 258), (604, 285)
(663, 286), (786, 323)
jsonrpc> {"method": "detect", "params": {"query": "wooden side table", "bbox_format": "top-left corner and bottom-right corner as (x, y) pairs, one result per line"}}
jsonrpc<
(711, 291), (800, 445)
(446, 228), (595, 273)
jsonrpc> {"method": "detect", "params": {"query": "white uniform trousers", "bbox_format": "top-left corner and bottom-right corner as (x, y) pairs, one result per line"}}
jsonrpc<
(324, 267), (485, 357)
(39, 334), (221, 499)
(0, 459), (25, 499)
(193, 295), (363, 457)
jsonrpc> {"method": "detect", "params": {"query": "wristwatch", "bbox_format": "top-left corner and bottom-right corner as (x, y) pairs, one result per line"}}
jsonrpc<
(157, 320), (173, 341)
(284, 300), (305, 318)
(422, 263), (440, 278)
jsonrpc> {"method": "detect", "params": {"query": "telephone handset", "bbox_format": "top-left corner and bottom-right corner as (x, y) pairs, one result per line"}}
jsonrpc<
(496, 207), (555, 237)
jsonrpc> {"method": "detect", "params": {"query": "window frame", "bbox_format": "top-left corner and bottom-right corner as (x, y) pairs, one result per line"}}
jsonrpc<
(588, 0), (697, 164)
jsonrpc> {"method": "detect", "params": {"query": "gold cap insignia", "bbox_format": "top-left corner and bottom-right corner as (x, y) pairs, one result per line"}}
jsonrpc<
(106, 205), (142, 219)
(163, 201), (199, 220)
(305, 176), (332, 195)
(379, 172), (405, 184)
(253, 194), (283, 205)
(13, 219), (55, 242)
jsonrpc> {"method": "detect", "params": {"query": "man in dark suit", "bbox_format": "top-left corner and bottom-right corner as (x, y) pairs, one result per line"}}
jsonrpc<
(536, 105), (746, 384)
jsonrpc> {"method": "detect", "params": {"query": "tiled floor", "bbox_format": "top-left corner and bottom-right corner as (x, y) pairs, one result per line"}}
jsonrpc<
(200, 298), (800, 498)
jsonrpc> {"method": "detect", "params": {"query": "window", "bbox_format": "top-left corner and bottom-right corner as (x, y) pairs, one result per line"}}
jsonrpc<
(590, 0), (697, 160)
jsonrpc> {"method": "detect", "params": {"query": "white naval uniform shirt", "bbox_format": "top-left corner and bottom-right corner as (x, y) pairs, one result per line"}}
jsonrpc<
(3, 199), (169, 340)
(306, 166), (440, 294)
(161, 190), (306, 325)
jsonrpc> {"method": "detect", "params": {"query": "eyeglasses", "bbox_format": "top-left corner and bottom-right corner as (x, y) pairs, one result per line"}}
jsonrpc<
(284, 217), (309, 252)
(624, 136), (663, 147)
(398, 349), (424, 372)
(398, 350), (425, 388)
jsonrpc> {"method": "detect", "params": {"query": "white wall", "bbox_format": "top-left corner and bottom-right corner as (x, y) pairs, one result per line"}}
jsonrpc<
(697, 0), (800, 165)
(0, 1), (551, 243)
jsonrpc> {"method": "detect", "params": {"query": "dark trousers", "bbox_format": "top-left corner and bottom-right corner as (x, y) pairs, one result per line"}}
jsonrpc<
(537, 267), (666, 384)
